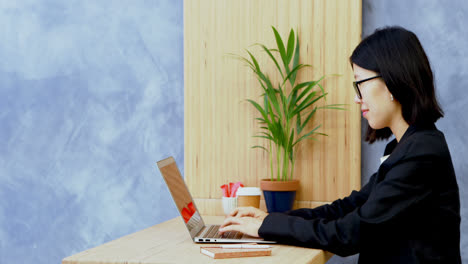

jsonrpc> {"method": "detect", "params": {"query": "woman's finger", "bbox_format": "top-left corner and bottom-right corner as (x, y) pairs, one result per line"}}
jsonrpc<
(218, 223), (241, 234)
(220, 216), (242, 229)
(232, 207), (253, 217)
(219, 217), (246, 233)
(237, 207), (260, 217)
(228, 208), (240, 217)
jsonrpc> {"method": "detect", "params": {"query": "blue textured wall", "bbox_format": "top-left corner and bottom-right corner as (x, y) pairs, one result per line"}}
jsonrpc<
(0, 1), (183, 263)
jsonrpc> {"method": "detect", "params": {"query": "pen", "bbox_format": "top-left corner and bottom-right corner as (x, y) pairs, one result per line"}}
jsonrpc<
(220, 245), (272, 249)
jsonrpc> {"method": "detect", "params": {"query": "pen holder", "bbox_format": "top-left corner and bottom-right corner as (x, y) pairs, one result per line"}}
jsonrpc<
(222, 197), (237, 215)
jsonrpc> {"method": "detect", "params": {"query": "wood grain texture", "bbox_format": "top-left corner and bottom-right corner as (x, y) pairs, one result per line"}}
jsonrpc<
(185, 0), (362, 214)
(194, 198), (331, 216)
(62, 216), (332, 264)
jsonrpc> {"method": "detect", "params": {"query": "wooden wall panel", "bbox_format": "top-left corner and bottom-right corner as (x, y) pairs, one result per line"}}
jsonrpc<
(184, 0), (362, 215)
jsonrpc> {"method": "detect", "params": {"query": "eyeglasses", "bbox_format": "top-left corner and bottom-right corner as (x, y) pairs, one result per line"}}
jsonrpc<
(353, 75), (381, 99)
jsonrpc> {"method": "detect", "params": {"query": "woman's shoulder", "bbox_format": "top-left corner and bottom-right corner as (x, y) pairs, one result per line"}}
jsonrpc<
(401, 124), (450, 159)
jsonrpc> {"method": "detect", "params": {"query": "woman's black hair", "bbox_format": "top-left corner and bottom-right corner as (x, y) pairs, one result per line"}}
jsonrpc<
(350, 26), (444, 143)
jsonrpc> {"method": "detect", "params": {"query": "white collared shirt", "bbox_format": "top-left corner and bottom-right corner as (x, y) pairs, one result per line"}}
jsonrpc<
(380, 155), (390, 164)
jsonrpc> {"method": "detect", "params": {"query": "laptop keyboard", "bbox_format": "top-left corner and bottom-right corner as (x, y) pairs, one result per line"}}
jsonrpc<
(201, 225), (243, 239)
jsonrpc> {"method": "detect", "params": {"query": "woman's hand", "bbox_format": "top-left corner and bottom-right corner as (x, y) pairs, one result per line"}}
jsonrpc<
(227, 206), (268, 219)
(219, 207), (268, 237)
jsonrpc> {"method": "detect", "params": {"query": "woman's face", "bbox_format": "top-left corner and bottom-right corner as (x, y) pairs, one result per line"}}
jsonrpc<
(353, 63), (399, 130)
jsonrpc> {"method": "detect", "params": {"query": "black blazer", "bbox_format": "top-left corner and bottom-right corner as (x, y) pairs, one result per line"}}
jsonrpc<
(258, 124), (461, 263)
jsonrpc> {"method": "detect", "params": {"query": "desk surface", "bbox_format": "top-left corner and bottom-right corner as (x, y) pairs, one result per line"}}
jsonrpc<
(62, 216), (332, 264)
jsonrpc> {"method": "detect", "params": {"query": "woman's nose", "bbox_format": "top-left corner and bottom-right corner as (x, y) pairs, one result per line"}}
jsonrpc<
(354, 94), (362, 104)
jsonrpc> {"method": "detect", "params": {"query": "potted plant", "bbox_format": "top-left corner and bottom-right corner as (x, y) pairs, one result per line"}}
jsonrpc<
(232, 26), (344, 213)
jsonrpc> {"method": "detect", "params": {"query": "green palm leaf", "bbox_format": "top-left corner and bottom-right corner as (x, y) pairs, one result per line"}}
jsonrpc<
(247, 99), (269, 122)
(282, 63), (310, 87)
(254, 43), (284, 80)
(252, 146), (269, 152)
(286, 29), (295, 65)
(290, 32), (300, 86)
(272, 26), (290, 76)
(293, 125), (322, 147)
(298, 107), (317, 134)
(318, 104), (348, 110)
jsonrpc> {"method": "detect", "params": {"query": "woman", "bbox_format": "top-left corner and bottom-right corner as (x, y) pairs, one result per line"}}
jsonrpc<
(219, 26), (461, 263)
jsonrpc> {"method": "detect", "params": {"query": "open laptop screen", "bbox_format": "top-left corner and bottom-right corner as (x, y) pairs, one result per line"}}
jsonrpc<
(157, 157), (204, 238)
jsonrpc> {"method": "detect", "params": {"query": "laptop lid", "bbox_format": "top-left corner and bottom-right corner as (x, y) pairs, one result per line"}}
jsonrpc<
(157, 157), (205, 239)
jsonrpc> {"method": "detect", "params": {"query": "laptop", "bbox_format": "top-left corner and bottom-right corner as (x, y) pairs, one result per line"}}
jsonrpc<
(157, 156), (275, 243)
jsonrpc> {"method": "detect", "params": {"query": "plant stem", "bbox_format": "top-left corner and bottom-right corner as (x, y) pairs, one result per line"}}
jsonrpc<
(276, 143), (281, 181)
(269, 140), (273, 181)
(290, 154), (295, 181)
(282, 147), (288, 181)
(284, 113), (291, 181)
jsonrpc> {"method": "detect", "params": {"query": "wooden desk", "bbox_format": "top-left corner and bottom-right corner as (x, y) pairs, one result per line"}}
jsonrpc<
(63, 216), (333, 264)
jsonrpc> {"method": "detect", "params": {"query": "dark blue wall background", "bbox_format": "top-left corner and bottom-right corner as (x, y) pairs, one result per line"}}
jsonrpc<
(0, 1), (466, 263)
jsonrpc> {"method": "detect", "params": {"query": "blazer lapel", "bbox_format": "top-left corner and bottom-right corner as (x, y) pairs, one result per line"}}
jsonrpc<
(376, 125), (419, 180)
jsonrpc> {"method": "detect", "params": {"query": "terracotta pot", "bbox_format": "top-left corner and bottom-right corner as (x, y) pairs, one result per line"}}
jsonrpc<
(260, 179), (300, 213)
(260, 179), (300, 191)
